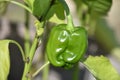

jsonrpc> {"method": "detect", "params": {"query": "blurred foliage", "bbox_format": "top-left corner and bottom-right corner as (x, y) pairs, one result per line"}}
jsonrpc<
(0, 1), (8, 16)
(83, 0), (112, 16)
(73, 0), (120, 53)
(111, 47), (120, 61)
(94, 18), (119, 52)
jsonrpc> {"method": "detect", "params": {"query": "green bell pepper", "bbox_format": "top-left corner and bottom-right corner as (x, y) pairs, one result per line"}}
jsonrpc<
(46, 24), (88, 68)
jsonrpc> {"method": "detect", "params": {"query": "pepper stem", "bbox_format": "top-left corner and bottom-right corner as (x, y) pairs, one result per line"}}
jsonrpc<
(59, 0), (74, 31)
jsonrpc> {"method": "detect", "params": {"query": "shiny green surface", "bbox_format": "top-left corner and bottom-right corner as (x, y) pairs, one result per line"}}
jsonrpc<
(46, 24), (87, 68)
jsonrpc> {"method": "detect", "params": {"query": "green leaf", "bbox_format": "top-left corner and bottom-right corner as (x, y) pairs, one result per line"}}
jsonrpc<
(32, 0), (51, 18)
(0, 40), (11, 80)
(45, 1), (65, 20)
(55, 2), (65, 20)
(83, 55), (120, 80)
(24, 0), (65, 20)
(24, 0), (51, 19)
(0, 40), (25, 80)
(83, 0), (112, 15)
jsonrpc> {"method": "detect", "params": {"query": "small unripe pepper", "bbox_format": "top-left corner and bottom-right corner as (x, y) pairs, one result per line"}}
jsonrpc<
(46, 24), (88, 68)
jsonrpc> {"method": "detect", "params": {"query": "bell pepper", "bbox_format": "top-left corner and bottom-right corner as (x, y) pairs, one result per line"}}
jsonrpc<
(46, 24), (88, 68)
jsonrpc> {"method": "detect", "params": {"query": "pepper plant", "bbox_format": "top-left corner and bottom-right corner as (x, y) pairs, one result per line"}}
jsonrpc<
(0, 0), (120, 80)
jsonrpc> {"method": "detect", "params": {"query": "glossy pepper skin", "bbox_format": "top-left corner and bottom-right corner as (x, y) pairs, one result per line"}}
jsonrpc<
(46, 24), (87, 68)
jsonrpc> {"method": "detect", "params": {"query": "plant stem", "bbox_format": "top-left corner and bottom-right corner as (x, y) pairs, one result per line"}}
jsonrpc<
(42, 54), (50, 80)
(10, 40), (25, 61)
(72, 63), (79, 80)
(24, 4), (30, 57)
(32, 61), (50, 78)
(22, 15), (46, 79)
(59, 0), (74, 31)
(0, 0), (32, 13)
(22, 35), (39, 80)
